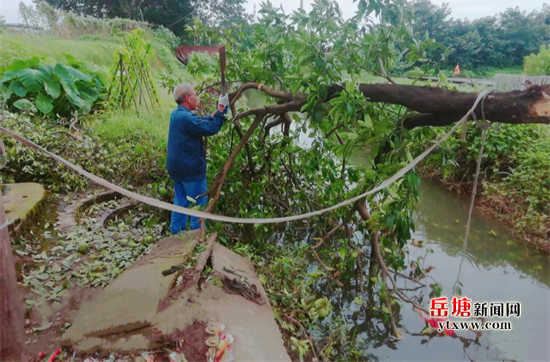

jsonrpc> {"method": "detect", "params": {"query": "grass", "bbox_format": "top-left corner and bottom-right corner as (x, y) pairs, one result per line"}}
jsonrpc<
(0, 30), (123, 67)
(0, 29), (177, 72)
(93, 89), (174, 146)
(0, 30), (191, 148)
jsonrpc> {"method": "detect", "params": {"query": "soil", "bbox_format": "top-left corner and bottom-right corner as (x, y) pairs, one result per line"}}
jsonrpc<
(24, 287), (99, 359)
(148, 321), (209, 361)
(156, 267), (196, 313)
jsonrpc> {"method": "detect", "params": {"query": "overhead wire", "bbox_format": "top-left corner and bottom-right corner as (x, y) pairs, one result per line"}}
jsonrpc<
(0, 90), (494, 224)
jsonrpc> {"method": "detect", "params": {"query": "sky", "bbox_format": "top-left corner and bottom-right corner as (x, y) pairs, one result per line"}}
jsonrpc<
(245, 0), (547, 20)
(0, 0), (547, 24)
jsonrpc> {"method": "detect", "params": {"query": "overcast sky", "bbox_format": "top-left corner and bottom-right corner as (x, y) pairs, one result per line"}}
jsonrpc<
(245, 0), (547, 20)
(0, 0), (547, 23)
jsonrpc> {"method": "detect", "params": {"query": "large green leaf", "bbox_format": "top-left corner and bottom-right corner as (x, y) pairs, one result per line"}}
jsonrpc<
(38, 63), (53, 77)
(11, 57), (41, 71)
(54, 63), (90, 83)
(17, 68), (47, 93)
(11, 80), (27, 97)
(66, 66), (91, 82)
(64, 88), (87, 110)
(36, 93), (54, 114)
(44, 78), (61, 99)
(76, 82), (100, 102)
(53, 63), (74, 89)
(13, 99), (35, 111)
(0, 71), (18, 84)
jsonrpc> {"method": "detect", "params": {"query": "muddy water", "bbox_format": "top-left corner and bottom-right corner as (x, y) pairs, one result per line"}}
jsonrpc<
(242, 90), (549, 360)
(363, 179), (550, 361)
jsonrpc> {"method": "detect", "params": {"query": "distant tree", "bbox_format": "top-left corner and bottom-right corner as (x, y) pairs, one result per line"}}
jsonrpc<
(190, 0), (251, 27)
(405, 1), (550, 71)
(406, 0), (451, 39)
(502, 8), (550, 66)
(35, 0), (194, 36)
(35, 0), (251, 38)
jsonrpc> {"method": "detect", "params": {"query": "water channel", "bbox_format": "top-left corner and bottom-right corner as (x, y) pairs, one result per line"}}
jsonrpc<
(358, 179), (550, 361)
(243, 91), (548, 360)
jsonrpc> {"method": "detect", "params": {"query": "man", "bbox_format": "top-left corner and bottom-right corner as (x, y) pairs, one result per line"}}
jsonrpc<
(167, 83), (229, 233)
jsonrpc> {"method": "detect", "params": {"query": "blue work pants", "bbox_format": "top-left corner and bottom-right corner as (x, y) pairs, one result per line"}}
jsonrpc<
(170, 178), (207, 233)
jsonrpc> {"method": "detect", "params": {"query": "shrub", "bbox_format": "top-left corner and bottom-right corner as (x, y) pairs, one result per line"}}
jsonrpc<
(0, 56), (105, 118)
(0, 112), (166, 192)
(524, 44), (550, 75)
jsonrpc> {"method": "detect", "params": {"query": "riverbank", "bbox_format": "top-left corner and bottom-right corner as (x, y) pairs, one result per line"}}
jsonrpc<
(415, 124), (550, 253)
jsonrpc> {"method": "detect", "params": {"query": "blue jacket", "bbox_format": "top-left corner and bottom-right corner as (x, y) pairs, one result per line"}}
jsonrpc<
(166, 105), (226, 181)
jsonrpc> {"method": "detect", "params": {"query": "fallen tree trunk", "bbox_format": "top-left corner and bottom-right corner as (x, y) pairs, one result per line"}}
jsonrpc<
(230, 83), (550, 129)
(352, 84), (550, 129)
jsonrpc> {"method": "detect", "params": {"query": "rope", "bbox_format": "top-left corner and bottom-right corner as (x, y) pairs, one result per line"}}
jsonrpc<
(453, 91), (494, 295)
(0, 91), (492, 225)
(0, 219), (9, 231)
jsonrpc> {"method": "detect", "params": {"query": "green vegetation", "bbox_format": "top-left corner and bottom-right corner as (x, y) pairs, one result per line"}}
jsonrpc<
(0, 32), (123, 67)
(0, 56), (105, 117)
(417, 124), (550, 251)
(37, 0), (250, 37)
(524, 44), (550, 75)
(406, 0), (550, 72)
(0, 112), (165, 192)
(1, 0), (549, 360)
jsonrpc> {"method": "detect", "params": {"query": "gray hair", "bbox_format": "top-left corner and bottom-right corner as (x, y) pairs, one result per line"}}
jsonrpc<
(173, 83), (194, 104)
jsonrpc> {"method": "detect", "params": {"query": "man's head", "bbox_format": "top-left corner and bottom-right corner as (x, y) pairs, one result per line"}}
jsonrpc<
(174, 83), (197, 110)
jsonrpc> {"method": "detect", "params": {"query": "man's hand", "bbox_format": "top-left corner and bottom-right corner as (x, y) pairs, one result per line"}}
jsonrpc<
(218, 94), (229, 108)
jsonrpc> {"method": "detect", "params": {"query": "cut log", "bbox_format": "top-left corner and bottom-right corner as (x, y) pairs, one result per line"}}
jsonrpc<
(350, 84), (550, 129)
(233, 83), (550, 129)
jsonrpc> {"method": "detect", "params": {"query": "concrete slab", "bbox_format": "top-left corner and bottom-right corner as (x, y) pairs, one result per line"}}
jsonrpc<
(62, 231), (201, 353)
(1, 183), (46, 232)
(201, 243), (290, 362)
(61, 237), (290, 361)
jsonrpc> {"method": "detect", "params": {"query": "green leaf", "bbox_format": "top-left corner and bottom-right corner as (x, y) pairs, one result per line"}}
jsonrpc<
(406, 69), (424, 77)
(65, 90), (87, 109)
(11, 80), (27, 97)
(65, 65), (91, 82)
(11, 57), (40, 70)
(35, 273), (49, 280)
(36, 93), (54, 114)
(44, 78), (61, 99)
(13, 99), (35, 111)
(54, 63), (74, 89)
(363, 169), (376, 179)
(0, 71), (18, 84)
(363, 114), (373, 128)
(17, 68), (47, 93)
(347, 103), (354, 116)
(32, 322), (53, 332)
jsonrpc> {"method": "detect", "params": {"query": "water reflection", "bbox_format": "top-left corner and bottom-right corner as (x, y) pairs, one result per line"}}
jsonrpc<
(367, 179), (550, 361)
(231, 177), (549, 360)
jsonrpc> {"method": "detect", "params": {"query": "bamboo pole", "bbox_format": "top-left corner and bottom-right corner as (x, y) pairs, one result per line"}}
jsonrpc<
(119, 56), (126, 110)
(120, 59), (140, 115)
(105, 60), (121, 105)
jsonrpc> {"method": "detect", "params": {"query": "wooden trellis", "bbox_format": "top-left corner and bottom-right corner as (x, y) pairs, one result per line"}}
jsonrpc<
(105, 33), (159, 115)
